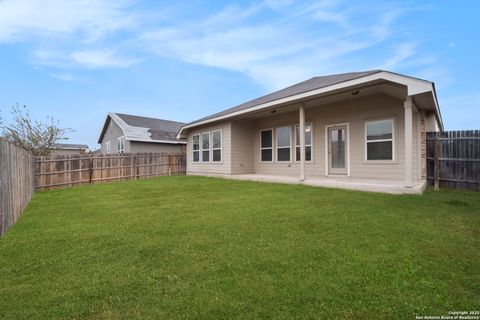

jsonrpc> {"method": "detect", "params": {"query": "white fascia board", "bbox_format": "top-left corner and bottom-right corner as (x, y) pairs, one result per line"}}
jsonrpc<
(430, 84), (444, 131)
(109, 112), (154, 141)
(177, 71), (438, 138)
(108, 112), (129, 136)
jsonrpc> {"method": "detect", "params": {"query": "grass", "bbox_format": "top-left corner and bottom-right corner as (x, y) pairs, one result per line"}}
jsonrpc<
(0, 176), (479, 319)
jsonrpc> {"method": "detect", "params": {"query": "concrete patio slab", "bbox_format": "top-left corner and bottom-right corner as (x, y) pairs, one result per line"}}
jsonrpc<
(189, 173), (427, 195)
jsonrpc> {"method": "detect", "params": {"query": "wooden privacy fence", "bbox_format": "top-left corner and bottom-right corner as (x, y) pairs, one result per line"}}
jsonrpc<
(427, 130), (480, 190)
(35, 153), (186, 191)
(0, 139), (35, 236)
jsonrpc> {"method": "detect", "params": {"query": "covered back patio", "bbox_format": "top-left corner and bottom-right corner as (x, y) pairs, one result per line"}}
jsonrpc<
(180, 71), (443, 194)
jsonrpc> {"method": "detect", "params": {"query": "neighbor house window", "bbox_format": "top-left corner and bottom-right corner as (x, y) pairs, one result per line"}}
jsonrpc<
(365, 119), (394, 160)
(276, 126), (291, 162)
(201, 132), (210, 162)
(117, 136), (125, 153)
(106, 141), (111, 154)
(192, 134), (200, 162)
(295, 123), (312, 162)
(260, 129), (273, 162)
(212, 130), (222, 162)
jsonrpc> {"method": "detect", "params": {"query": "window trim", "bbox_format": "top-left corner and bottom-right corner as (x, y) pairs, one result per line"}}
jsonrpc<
(192, 134), (200, 163)
(364, 118), (395, 162)
(106, 141), (111, 154)
(294, 122), (314, 163)
(211, 129), (222, 163)
(200, 131), (211, 163)
(275, 126), (292, 163)
(260, 128), (274, 163)
(117, 136), (125, 153)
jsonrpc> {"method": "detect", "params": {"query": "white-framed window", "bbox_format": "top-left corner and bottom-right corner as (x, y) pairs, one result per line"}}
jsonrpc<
(212, 130), (222, 162)
(106, 141), (111, 154)
(201, 132), (210, 162)
(117, 136), (125, 153)
(260, 129), (273, 162)
(276, 126), (291, 162)
(192, 134), (200, 162)
(295, 123), (312, 162)
(365, 119), (394, 161)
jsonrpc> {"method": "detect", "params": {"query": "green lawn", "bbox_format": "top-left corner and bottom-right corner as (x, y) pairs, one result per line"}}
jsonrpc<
(0, 176), (479, 319)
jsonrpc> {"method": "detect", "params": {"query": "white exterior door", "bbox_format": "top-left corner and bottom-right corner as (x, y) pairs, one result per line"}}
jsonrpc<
(328, 125), (348, 175)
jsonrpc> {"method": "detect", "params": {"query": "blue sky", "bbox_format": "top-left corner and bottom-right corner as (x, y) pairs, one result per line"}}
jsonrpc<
(0, 0), (478, 149)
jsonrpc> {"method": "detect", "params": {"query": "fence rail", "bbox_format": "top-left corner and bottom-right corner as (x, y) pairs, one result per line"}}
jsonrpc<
(34, 153), (186, 191)
(0, 139), (35, 236)
(426, 130), (480, 190)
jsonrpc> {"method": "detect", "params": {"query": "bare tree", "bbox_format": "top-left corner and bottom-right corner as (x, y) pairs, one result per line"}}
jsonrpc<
(0, 104), (71, 156)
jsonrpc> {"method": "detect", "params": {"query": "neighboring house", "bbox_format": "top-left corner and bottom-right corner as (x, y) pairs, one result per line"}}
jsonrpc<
(51, 143), (89, 155)
(98, 112), (186, 154)
(177, 70), (443, 194)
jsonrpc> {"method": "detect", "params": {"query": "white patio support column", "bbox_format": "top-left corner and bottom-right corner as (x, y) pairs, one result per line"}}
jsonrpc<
(299, 104), (306, 181)
(404, 96), (413, 187)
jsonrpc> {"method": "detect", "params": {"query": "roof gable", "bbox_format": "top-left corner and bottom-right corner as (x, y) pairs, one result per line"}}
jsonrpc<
(98, 113), (186, 144)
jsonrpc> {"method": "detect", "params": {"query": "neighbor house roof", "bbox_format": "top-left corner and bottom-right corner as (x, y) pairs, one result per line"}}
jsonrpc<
(178, 70), (443, 137)
(98, 112), (186, 144)
(53, 143), (89, 150)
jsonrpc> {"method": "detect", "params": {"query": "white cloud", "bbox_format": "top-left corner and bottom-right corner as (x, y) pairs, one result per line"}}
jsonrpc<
(32, 50), (67, 67)
(299, 1), (351, 29)
(0, 0), (444, 88)
(382, 43), (417, 69)
(140, 2), (413, 89)
(143, 24), (317, 89)
(71, 50), (138, 68)
(0, 0), (134, 42)
(50, 72), (76, 81)
(32, 49), (138, 69)
(263, 0), (294, 11)
(414, 65), (452, 89)
(0, 0), (139, 71)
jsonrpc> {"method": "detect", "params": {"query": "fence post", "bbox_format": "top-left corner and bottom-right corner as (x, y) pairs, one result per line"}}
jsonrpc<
(133, 154), (137, 180)
(434, 136), (440, 190)
(89, 157), (94, 185)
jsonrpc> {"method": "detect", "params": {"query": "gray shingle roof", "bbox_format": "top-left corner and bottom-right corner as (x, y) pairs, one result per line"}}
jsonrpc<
(185, 70), (382, 126)
(115, 113), (186, 142)
(53, 143), (89, 149)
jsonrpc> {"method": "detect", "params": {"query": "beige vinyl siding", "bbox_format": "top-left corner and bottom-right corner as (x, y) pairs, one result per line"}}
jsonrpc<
(327, 95), (402, 179)
(100, 119), (129, 153)
(252, 93), (422, 181)
(185, 93), (423, 182)
(186, 121), (231, 175)
(231, 120), (254, 174)
(253, 112), (302, 177)
(129, 142), (184, 153)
